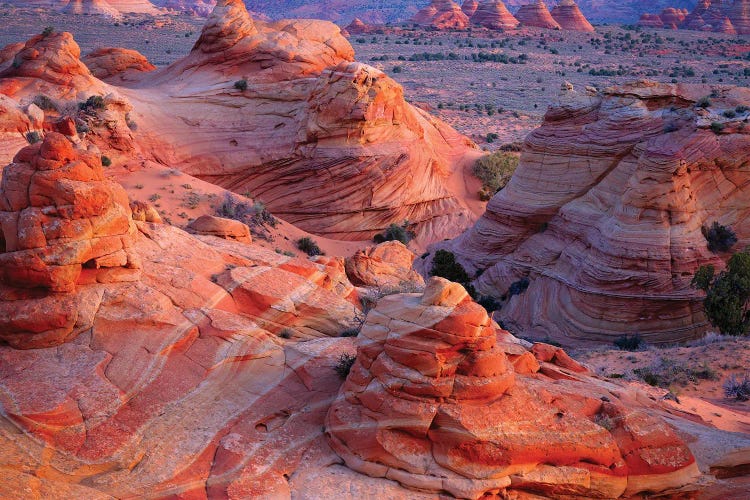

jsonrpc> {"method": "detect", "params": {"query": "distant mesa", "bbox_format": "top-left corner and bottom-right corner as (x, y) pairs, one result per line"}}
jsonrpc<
(515, 0), (561, 29)
(640, 0), (750, 35)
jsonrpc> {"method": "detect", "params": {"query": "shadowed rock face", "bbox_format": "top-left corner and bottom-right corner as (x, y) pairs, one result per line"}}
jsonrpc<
(461, 0), (479, 17)
(442, 81), (750, 346)
(326, 277), (700, 498)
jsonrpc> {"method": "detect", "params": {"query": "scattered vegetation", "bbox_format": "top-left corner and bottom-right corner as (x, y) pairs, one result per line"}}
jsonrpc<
(296, 237), (323, 256)
(507, 278), (530, 298)
(334, 354), (356, 379)
(373, 221), (414, 245)
(25, 131), (41, 144)
(216, 193), (278, 230)
(696, 96), (711, 108)
(723, 373), (750, 401)
(233, 79), (248, 91)
(472, 151), (519, 201)
(633, 357), (717, 389)
(33, 94), (58, 112)
(339, 328), (360, 338)
(710, 122), (725, 134)
(692, 249), (750, 336)
(278, 328), (294, 339)
(101, 155), (112, 167)
(613, 334), (645, 351)
(701, 222), (737, 253)
(41, 26), (54, 38)
(79, 95), (106, 112)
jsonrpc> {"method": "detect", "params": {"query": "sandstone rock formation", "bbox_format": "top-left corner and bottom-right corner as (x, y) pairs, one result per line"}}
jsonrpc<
(550, 0), (595, 31)
(344, 17), (373, 35)
(82, 47), (156, 81)
(728, 0), (750, 33)
(659, 7), (688, 27)
(461, 0), (479, 17)
(187, 214), (252, 243)
(515, 0), (561, 29)
(441, 81), (750, 345)
(61, 0), (122, 17)
(345, 241), (424, 288)
(666, 0), (750, 34)
(412, 0), (471, 29)
(123, 0), (479, 242)
(638, 12), (665, 28)
(471, 0), (519, 29)
(326, 277), (701, 498)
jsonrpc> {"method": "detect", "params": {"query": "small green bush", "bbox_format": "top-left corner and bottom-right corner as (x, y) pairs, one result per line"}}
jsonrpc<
(297, 237), (323, 256)
(79, 95), (105, 111)
(613, 334), (644, 351)
(701, 222), (737, 253)
(692, 250), (750, 336)
(696, 96), (711, 108)
(33, 94), (58, 112)
(710, 122), (725, 134)
(25, 131), (41, 144)
(723, 374), (750, 401)
(234, 79), (248, 91)
(101, 155), (112, 167)
(472, 151), (519, 196)
(508, 278), (529, 297)
(373, 221), (414, 245)
(430, 249), (476, 298)
(339, 328), (360, 338)
(334, 353), (356, 379)
(278, 328), (294, 339)
(41, 26), (54, 37)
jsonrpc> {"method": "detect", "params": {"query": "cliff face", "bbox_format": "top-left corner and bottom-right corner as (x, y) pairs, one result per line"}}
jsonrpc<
(443, 81), (750, 345)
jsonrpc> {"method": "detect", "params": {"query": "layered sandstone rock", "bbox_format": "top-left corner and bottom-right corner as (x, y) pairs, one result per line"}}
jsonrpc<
(344, 17), (373, 35)
(187, 214), (251, 243)
(61, 0), (122, 17)
(461, 0), (479, 17)
(442, 81), (750, 345)
(326, 277), (701, 498)
(412, 0), (471, 29)
(82, 47), (156, 81)
(550, 0), (594, 31)
(471, 0), (519, 30)
(345, 241), (424, 288)
(681, 0), (711, 30)
(124, 0), (478, 242)
(729, 0), (750, 33)
(639, 13), (665, 28)
(515, 0), (561, 29)
(660, 7), (688, 28)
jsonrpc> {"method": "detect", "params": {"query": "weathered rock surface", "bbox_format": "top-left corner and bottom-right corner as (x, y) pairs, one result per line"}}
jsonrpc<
(471, 0), (519, 30)
(441, 81), (750, 345)
(344, 17), (374, 35)
(187, 214), (251, 243)
(461, 0), (479, 17)
(326, 277), (701, 498)
(61, 0), (122, 17)
(345, 241), (425, 288)
(515, 0), (561, 29)
(82, 47), (156, 81)
(638, 12), (666, 28)
(550, 0), (595, 31)
(412, 0), (471, 29)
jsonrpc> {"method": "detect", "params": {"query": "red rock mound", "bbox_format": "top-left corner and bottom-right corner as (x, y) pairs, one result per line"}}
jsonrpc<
(326, 277), (700, 498)
(729, 0), (750, 34)
(550, 0), (594, 32)
(412, 0), (471, 29)
(461, 0), (479, 17)
(345, 241), (424, 288)
(471, 0), (519, 30)
(442, 81), (750, 345)
(344, 17), (373, 34)
(515, 0), (561, 29)
(61, 0), (122, 17)
(639, 12), (665, 28)
(82, 47), (156, 81)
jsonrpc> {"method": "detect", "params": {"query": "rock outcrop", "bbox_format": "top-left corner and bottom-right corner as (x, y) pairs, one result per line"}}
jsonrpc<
(344, 17), (374, 35)
(728, 0), (750, 33)
(61, 0), (122, 17)
(664, 0), (750, 34)
(187, 214), (252, 243)
(471, 0), (519, 29)
(461, 0), (479, 17)
(82, 47), (155, 81)
(412, 0), (471, 29)
(442, 81), (750, 345)
(345, 241), (424, 288)
(550, 0), (595, 31)
(515, 0), (561, 29)
(326, 277), (701, 498)
(638, 12), (665, 28)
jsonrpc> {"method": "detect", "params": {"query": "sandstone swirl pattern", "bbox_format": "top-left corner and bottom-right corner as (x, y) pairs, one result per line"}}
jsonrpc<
(446, 81), (750, 344)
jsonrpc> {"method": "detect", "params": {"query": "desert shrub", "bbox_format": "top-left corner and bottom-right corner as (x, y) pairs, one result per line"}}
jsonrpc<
(663, 121), (678, 133)
(339, 328), (360, 338)
(334, 353), (356, 379)
(696, 96), (711, 108)
(79, 95), (105, 112)
(736, 105), (749, 113)
(472, 151), (519, 196)
(723, 109), (737, 119)
(233, 79), (248, 91)
(613, 334), (644, 351)
(701, 222), (737, 253)
(33, 94), (58, 112)
(723, 373), (750, 401)
(125, 113), (138, 131)
(25, 131), (41, 144)
(430, 249), (477, 297)
(216, 193), (277, 228)
(710, 122), (725, 134)
(477, 295), (501, 313)
(76, 121), (90, 134)
(101, 155), (112, 167)
(183, 192), (201, 209)
(507, 278), (529, 297)
(296, 237), (323, 256)
(486, 132), (499, 143)
(392, 65), (403, 73)
(373, 221), (414, 245)
(278, 328), (294, 339)
(692, 250), (750, 336)
(633, 357), (717, 389)
(41, 26), (54, 37)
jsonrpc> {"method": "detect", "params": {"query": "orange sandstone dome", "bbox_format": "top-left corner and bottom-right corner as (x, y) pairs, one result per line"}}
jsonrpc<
(550, 0), (594, 32)
(412, 0), (471, 29)
(515, 0), (561, 29)
(471, 0), (520, 30)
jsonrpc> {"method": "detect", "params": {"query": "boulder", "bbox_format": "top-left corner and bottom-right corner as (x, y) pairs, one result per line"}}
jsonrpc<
(187, 214), (251, 243)
(344, 241), (424, 288)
